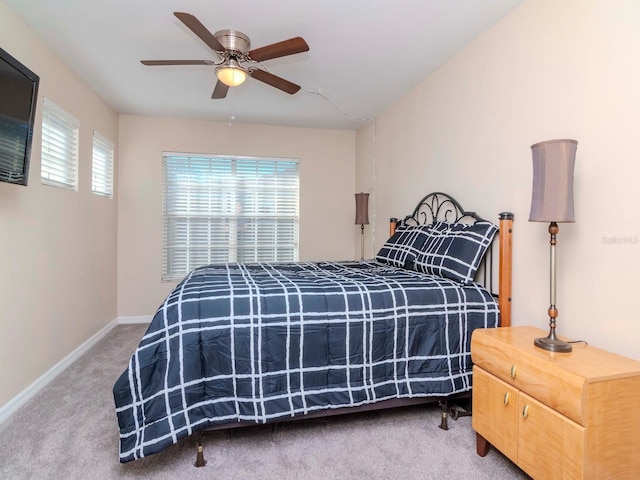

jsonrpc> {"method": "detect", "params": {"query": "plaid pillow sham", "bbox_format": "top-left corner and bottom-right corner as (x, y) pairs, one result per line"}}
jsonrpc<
(412, 221), (498, 284)
(375, 225), (430, 268)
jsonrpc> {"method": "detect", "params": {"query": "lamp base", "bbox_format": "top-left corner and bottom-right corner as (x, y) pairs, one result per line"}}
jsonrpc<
(534, 334), (572, 353)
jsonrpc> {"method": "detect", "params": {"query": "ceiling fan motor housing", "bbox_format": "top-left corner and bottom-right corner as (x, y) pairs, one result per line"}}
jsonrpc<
(214, 30), (251, 55)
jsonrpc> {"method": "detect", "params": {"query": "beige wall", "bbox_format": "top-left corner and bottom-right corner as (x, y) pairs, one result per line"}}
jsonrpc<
(0, 1), (118, 408)
(117, 115), (355, 316)
(359, 0), (640, 360)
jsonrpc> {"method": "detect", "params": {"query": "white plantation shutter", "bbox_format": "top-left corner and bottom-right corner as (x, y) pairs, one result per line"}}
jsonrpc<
(41, 98), (79, 190)
(162, 153), (299, 281)
(91, 131), (114, 197)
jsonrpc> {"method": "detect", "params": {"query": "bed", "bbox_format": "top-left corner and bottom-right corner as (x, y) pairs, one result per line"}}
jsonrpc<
(113, 192), (514, 467)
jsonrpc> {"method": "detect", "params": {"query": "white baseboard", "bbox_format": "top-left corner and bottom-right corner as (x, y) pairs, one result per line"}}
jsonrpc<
(117, 315), (152, 324)
(0, 318), (119, 427)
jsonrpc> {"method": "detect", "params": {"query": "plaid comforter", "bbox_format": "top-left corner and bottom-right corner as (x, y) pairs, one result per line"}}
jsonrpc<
(113, 261), (499, 462)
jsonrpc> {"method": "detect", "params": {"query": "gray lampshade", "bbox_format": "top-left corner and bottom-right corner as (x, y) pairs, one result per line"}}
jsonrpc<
(529, 139), (577, 223)
(355, 192), (369, 225)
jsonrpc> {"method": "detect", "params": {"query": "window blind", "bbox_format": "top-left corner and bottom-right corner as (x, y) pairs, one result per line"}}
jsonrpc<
(41, 98), (79, 190)
(162, 153), (299, 281)
(91, 131), (114, 197)
(0, 114), (28, 184)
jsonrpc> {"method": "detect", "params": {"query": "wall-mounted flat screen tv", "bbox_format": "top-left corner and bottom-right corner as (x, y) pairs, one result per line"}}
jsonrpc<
(0, 47), (40, 186)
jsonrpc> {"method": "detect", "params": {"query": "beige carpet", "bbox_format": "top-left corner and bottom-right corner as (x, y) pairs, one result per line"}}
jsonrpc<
(0, 324), (530, 479)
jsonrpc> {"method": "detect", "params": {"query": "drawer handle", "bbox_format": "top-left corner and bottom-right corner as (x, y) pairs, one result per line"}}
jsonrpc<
(522, 404), (529, 418)
(510, 364), (517, 379)
(503, 392), (510, 406)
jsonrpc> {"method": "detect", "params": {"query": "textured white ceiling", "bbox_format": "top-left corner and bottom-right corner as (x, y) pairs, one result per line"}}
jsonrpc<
(4, 0), (523, 130)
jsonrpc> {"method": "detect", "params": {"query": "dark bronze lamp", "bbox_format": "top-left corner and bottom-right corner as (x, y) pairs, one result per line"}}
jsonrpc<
(355, 192), (369, 261)
(529, 139), (577, 353)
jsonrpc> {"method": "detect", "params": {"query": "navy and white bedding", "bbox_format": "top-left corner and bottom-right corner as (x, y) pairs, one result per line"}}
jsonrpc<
(113, 260), (499, 462)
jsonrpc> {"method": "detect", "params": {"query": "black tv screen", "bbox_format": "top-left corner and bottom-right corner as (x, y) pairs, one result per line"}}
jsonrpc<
(0, 47), (39, 186)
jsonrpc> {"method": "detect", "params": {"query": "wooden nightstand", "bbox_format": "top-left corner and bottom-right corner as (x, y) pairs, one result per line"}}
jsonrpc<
(471, 325), (640, 480)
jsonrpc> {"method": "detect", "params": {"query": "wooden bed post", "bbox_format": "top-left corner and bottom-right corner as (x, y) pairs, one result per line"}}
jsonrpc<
(389, 218), (398, 236)
(498, 212), (514, 328)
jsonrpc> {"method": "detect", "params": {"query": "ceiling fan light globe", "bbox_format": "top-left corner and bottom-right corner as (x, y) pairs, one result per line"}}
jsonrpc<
(217, 66), (247, 87)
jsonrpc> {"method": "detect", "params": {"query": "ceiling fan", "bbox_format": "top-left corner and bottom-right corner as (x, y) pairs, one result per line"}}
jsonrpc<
(141, 12), (309, 99)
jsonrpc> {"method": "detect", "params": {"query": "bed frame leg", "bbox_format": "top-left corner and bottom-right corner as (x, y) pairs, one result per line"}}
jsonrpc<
(194, 430), (207, 467)
(439, 395), (472, 430)
(438, 401), (449, 430)
(448, 405), (472, 421)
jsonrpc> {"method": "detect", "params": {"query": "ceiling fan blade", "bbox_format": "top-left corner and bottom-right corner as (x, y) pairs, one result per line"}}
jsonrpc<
(248, 37), (309, 62)
(174, 12), (225, 52)
(249, 69), (301, 94)
(212, 80), (229, 99)
(141, 60), (211, 66)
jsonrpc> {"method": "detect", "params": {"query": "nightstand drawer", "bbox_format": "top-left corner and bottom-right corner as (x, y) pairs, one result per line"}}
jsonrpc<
(472, 327), (586, 425)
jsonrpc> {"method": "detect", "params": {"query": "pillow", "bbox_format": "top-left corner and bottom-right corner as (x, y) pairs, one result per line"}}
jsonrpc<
(412, 221), (498, 284)
(375, 225), (431, 268)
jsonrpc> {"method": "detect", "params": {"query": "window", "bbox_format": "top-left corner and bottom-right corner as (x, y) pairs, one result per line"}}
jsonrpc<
(41, 98), (79, 190)
(162, 153), (299, 281)
(91, 131), (114, 197)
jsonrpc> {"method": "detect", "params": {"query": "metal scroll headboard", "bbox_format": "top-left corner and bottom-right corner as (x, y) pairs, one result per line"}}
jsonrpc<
(395, 191), (487, 227)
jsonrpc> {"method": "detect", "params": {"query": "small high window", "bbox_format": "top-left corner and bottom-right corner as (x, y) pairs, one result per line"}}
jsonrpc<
(41, 98), (79, 190)
(91, 131), (114, 198)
